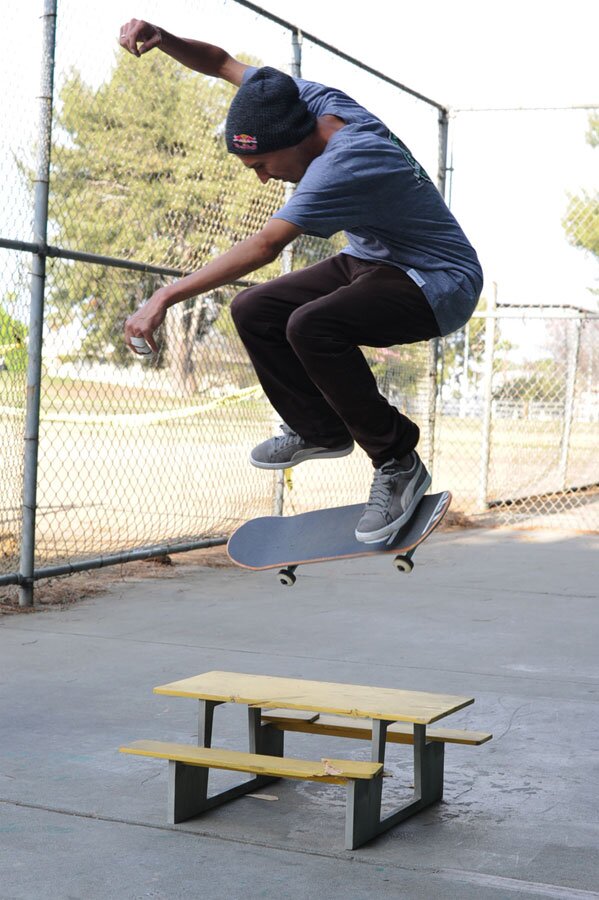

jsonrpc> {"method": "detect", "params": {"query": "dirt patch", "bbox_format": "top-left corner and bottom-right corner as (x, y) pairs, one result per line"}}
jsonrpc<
(443, 509), (492, 530)
(0, 544), (233, 615)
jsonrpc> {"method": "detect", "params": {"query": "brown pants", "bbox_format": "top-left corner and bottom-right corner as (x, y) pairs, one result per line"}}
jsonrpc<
(230, 253), (440, 467)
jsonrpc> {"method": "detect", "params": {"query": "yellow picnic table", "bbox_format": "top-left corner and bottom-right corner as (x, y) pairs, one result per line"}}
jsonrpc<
(121, 671), (491, 849)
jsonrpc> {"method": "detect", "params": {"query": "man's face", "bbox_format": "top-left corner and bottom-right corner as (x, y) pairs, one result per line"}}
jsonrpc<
(239, 146), (309, 185)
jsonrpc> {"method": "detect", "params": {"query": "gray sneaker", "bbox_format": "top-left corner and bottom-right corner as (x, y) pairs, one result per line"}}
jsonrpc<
(250, 424), (354, 470)
(355, 451), (431, 543)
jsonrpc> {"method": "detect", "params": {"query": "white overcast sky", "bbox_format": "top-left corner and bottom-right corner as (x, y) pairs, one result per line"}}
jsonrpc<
(253, 0), (599, 110)
(3, 0), (599, 314)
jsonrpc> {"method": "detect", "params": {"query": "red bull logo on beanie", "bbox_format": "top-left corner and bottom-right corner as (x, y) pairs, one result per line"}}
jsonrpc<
(233, 133), (258, 152)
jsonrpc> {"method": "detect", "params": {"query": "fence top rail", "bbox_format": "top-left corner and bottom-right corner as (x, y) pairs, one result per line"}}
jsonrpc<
(231, 0), (448, 113)
(452, 104), (599, 114)
(471, 308), (599, 321)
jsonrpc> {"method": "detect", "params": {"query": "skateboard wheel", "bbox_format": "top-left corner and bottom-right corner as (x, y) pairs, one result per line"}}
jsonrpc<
(393, 555), (414, 574)
(278, 568), (297, 586)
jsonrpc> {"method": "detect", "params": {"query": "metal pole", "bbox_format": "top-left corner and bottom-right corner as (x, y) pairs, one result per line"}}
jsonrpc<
(273, 29), (303, 517)
(426, 108), (450, 480)
(478, 284), (497, 511)
(426, 340), (439, 479)
(18, 0), (57, 607)
(446, 116), (455, 209)
(437, 108), (450, 200)
(459, 322), (470, 419)
(291, 26), (302, 77)
(559, 317), (581, 490)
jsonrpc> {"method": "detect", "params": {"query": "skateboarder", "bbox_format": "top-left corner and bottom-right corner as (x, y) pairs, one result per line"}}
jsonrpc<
(120, 20), (483, 543)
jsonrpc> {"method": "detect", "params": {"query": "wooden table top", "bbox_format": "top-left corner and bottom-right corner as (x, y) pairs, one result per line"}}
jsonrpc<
(154, 671), (474, 725)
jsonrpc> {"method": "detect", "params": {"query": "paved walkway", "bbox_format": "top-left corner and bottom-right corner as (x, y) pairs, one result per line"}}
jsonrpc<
(1, 526), (598, 899)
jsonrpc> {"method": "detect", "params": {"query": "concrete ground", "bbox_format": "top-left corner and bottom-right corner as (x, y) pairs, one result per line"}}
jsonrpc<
(1, 526), (598, 900)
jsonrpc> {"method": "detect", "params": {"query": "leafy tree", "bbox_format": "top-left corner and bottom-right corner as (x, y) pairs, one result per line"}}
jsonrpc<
(563, 113), (599, 282)
(437, 296), (515, 402)
(45, 52), (286, 390)
(492, 359), (564, 405)
(368, 344), (428, 406)
(542, 317), (599, 402)
(0, 300), (27, 374)
(439, 308), (486, 399)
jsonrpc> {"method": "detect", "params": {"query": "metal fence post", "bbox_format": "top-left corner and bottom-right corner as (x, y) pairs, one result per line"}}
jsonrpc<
(478, 285), (497, 512)
(559, 316), (581, 490)
(437, 108), (450, 201)
(18, 0), (57, 606)
(426, 107), (451, 479)
(291, 26), (302, 77)
(426, 341), (439, 478)
(272, 27), (303, 517)
(459, 321), (471, 419)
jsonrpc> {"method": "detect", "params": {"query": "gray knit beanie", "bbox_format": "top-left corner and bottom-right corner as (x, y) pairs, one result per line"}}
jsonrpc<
(226, 66), (316, 155)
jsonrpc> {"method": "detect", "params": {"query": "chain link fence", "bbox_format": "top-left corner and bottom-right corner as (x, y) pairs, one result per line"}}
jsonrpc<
(1, 0), (598, 604)
(442, 104), (599, 528)
(434, 307), (599, 527)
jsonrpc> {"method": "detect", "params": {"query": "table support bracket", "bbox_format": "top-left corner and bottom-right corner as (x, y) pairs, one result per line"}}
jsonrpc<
(345, 722), (445, 850)
(167, 703), (283, 824)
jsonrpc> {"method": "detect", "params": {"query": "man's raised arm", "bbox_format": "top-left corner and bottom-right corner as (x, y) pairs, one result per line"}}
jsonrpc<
(119, 19), (248, 85)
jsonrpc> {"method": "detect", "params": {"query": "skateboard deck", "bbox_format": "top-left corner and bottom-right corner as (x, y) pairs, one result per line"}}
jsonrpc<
(227, 491), (451, 584)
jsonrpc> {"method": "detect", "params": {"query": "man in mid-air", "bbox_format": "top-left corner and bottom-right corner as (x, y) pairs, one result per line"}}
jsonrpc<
(121, 19), (483, 543)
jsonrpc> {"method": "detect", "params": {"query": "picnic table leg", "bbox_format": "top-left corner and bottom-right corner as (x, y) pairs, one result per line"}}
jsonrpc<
(414, 723), (445, 805)
(167, 699), (222, 823)
(248, 706), (284, 791)
(248, 706), (283, 756)
(345, 719), (389, 850)
(345, 721), (445, 849)
(167, 701), (285, 824)
(171, 708), (283, 821)
(198, 699), (221, 748)
(371, 719), (388, 765)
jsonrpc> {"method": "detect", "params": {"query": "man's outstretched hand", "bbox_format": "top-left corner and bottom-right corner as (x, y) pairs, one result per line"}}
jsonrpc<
(124, 292), (169, 355)
(119, 19), (162, 57)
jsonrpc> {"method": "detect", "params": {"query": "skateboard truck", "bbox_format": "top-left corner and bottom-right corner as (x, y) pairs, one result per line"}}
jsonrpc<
(277, 552), (415, 585)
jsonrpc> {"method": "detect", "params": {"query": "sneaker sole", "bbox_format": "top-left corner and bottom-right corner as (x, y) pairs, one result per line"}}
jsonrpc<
(250, 443), (354, 470)
(354, 471), (432, 544)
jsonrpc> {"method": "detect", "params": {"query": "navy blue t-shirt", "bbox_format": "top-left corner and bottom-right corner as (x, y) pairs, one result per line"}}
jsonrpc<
(243, 67), (483, 336)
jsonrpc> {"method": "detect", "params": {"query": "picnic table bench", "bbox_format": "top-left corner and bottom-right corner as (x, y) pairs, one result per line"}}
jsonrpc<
(121, 670), (491, 849)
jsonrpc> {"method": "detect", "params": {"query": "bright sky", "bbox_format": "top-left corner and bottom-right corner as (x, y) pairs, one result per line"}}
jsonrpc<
(3, 0), (599, 317)
(254, 0), (599, 110)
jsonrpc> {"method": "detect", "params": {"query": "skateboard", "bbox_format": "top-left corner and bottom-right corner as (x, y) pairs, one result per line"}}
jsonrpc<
(227, 491), (451, 586)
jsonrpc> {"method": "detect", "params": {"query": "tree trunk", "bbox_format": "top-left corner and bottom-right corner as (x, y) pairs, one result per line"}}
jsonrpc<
(165, 301), (198, 397)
